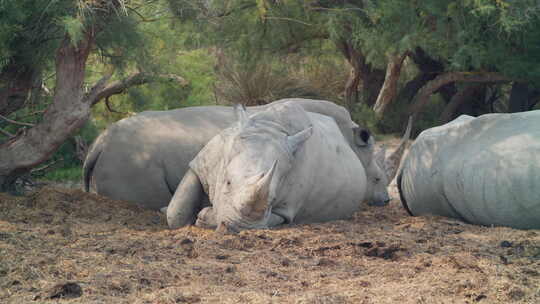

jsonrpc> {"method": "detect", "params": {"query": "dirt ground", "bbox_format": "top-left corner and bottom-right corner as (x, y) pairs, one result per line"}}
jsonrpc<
(1, 140), (539, 304)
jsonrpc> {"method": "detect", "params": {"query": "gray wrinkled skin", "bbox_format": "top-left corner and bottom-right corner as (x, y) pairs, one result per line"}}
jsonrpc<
(168, 103), (369, 230)
(397, 111), (540, 229)
(84, 98), (398, 210)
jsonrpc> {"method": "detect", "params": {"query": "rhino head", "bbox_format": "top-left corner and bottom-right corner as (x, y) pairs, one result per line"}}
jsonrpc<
(208, 105), (312, 231)
(352, 117), (412, 206)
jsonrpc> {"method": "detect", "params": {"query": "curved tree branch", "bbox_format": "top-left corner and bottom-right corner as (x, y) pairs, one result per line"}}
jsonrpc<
(87, 72), (188, 106)
(0, 127), (14, 138)
(0, 114), (35, 127)
(409, 72), (512, 115)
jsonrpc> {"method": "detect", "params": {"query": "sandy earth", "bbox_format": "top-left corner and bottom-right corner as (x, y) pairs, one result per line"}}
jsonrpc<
(1, 140), (539, 304)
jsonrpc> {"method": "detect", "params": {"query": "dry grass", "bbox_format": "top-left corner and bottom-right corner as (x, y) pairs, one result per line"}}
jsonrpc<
(1, 141), (539, 303)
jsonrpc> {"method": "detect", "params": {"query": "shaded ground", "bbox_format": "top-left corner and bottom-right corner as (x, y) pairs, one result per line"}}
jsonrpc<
(1, 140), (539, 303)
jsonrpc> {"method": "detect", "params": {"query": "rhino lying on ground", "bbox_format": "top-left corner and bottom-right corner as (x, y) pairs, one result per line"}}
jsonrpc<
(397, 110), (540, 229)
(167, 102), (408, 230)
(84, 98), (409, 210)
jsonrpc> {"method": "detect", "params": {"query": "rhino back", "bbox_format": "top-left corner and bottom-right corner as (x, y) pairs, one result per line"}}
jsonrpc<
(402, 111), (540, 229)
(91, 106), (235, 209)
(276, 113), (367, 224)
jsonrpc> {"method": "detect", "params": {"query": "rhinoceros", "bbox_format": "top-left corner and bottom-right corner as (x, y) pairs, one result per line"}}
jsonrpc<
(397, 111), (540, 229)
(84, 98), (409, 210)
(167, 102), (408, 230)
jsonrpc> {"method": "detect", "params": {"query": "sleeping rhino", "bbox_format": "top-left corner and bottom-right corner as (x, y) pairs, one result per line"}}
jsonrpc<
(167, 102), (408, 230)
(397, 110), (540, 229)
(84, 98), (409, 210)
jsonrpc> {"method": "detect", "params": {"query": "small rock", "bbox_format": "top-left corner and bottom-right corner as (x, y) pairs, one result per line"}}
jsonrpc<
(314, 258), (334, 266)
(474, 294), (487, 302)
(215, 254), (228, 260)
(281, 258), (291, 266)
(508, 288), (525, 301)
(180, 238), (193, 245)
(365, 247), (380, 257)
(358, 281), (370, 288)
(44, 282), (83, 299)
(500, 241), (513, 248)
(225, 266), (235, 273)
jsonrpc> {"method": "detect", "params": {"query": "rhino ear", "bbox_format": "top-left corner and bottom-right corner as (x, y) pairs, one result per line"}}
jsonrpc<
(287, 127), (313, 155)
(234, 104), (251, 128)
(353, 127), (371, 147)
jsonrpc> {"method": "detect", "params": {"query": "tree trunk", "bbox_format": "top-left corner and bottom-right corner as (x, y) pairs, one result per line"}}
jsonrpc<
(362, 68), (385, 108)
(508, 82), (530, 113)
(373, 53), (408, 116)
(440, 85), (482, 123)
(343, 63), (362, 110)
(409, 72), (510, 115)
(336, 40), (384, 110)
(0, 34), (94, 191)
(395, 47), (457, 106)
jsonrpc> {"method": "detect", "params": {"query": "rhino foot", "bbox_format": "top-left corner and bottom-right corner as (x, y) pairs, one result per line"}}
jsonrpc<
(195, 207), (217, 229)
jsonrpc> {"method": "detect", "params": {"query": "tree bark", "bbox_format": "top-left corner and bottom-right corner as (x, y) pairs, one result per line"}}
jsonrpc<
(0, 34), (95, 191)
(439, 85), (482, 123)
(409, 72), (511, 115)
(89, 72), (188, 106)
(336, 40), (384, 110)
(337, 41), (363, 110)
(0, 46), (189, 191)
(508, 82), (530, 113)
(373, 53), (408, 116)
(395, 47), (456, 106)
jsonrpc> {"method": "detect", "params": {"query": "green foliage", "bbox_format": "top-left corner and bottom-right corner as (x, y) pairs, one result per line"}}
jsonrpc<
(60, 16), (84, 46)
(41, 167), (82, 182)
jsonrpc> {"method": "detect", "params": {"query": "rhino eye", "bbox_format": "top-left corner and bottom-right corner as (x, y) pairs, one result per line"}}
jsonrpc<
(374, 177), (381, 184)
(226, 180), (231, 186)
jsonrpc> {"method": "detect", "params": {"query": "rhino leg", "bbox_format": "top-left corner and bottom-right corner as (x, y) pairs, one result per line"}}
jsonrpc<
(167, 169), (204, 229)
(195, 207), (217, 229)
(267, 213), (286, 227)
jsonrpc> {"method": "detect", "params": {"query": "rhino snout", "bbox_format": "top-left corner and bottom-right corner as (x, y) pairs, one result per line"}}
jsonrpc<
(367, 191), (391, 207)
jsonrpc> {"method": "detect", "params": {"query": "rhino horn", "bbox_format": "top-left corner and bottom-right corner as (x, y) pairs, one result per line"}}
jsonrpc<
(244, 160), (278, 219)
(235, 104), (251, 128)
(384, 116), (413, 185)
(287, 127), (313, 155)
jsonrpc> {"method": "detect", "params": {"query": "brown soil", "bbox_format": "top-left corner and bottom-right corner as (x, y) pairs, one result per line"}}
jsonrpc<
(1, 141), (539, 303)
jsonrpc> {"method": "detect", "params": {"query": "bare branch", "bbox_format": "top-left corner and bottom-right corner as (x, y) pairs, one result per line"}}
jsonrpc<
(105, 97), (129, 115)
(262, 16), (313, 26)
(0, 127), (14, 138)
(87, 72), (188, 106)
(0, 114), (35, 127)
(83, 67), (115, 104)
(409, 72), (512, 115)
(30, 158), (61, 174)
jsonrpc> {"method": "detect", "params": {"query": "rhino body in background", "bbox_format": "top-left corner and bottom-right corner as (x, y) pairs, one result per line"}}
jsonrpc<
(397, 111), (540, 229)
(167, 103), (384, 230)
(84, 98), (408, 210)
